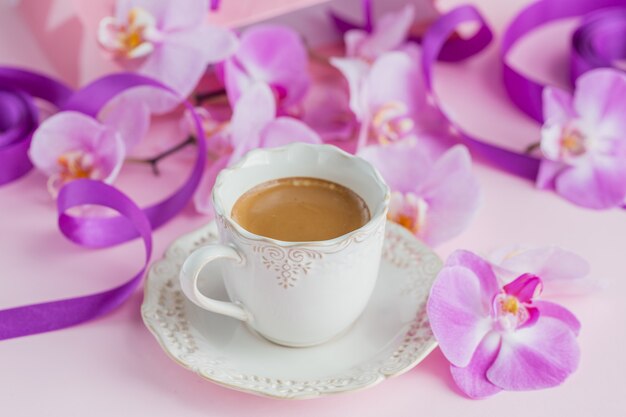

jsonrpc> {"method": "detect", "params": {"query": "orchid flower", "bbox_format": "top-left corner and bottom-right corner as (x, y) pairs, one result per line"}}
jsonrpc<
(359, 143), (480, 246)
(538, 68), (626, 209)
(345, 5), (416, 62)
(428, 250), (581, 398)
(332, 51), (447, 150)
(193, 82), (322, 214)
(29, 100), (149, 195)
(489, 244), (597, 296)
(221, 25), (310, 113)
(98, 0), (238, 98)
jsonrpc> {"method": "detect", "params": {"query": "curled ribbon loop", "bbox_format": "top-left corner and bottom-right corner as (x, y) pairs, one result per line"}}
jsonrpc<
(0, 71), (207, 340)
(329, 0), (492, 62)
(501, 0), (626, 122)
(0, 181), (152, 340)
(421, 5), (541, 181)
(571, 7), (626, 81)
(422, 1), (626, 201)
(0, 68), (72, 185)
(59, 73), (207, 247)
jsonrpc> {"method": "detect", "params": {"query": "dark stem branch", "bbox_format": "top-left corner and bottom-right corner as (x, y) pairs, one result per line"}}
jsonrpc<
(127, 136), (197, 176)
(525, 142), (541, 155)
(194, 89), (227, 104)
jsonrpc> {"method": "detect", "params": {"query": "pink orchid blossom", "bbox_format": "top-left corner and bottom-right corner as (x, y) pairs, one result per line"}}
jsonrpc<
(359, 143), (480, 246)
(332, 51), (447, 150)
(345, 5), (416, 62)
(98, 0), (238, 98)
(29, 101), (149, 196)
(489, 244), (598, 296)
(193, 82), (321, 214)
(428, 250), (581, 399)
(221, 25), (310, 113)
(538, 68), (626, 209)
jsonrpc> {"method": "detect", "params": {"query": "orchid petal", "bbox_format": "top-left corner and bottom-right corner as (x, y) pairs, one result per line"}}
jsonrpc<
(489, 245), (594, 296)
(503, 273), (542, 303)
(536, 159), (564, 190)
(540, 121), (567, 162)
(139, 25), (236, 99)
(116, 0), (207, 31)
(366, 51), (427, 126)
(330, 57), (370, 119)
(259, 117), (322, 148)
(193, 154), (229, 215)
(533, 301), (581, 336)
(573, 68), (626, 139)
(427, 263), (495, 367)
(555, 155), (626, 209)
(175, 25), (239, 66)
(344, 30), (369, 58)
(445, 250), (501, 300)
(417, 145), (481, 246)
(488, 317), (580, 390)
(350, 5), (416, 61)
(358, 142), (431, 193)
(29, 112), (125, 183)
(301, 81), (356, 143)
(450, 332), (502, 399)
(138, 40), (209, 99)
(98, 95), (150, 151)
(224, 25), (310, 108)
(518, 306), (540, 329)
(228, 83), (276, 163)
(542, 86), (576, 125)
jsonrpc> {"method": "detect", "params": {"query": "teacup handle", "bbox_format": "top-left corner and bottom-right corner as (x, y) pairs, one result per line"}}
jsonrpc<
(179, 244), (249, 322)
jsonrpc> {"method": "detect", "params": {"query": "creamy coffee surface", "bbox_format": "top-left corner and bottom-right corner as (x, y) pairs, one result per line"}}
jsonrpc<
(231, 177), (370, 242)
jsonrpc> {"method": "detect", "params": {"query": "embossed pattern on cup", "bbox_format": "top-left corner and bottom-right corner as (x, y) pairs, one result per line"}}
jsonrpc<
(181, 143), (390, 347)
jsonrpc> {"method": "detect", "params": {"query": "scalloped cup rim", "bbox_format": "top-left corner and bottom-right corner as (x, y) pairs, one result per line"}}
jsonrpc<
(212, 143), (391, 248)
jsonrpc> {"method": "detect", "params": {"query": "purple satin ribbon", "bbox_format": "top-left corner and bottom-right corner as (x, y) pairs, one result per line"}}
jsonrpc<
(333, 0), (626, 184)
(60, 74), (207, 247)
(329, 0), (493, 62)
(501, 0), (626, 122)
(421, 5), (541, 180)
(0, 68), (72, 185)
(421, 1), (626, 183)
(0, 72), (207, 340)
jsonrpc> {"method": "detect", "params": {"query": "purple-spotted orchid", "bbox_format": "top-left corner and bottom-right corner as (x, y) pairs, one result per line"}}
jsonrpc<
(98, 0), (238, 98)
(359, 142), (480, 246)
(538, 68), (626, 209)
(193, 82), (322, 214)
(428, 250), (581, 398)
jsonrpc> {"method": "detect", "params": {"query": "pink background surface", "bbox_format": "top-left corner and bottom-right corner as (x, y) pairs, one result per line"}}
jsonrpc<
(1, 0), (626, 415)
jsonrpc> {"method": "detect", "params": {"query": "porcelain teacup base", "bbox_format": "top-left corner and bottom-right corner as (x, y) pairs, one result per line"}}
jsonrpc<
(179, 143), (390, 347)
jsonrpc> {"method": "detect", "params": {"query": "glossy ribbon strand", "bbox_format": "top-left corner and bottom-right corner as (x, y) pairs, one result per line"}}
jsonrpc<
(0, 68), (72, 185)
(0, 72), (207, 340)
(501, 0), (626, 122)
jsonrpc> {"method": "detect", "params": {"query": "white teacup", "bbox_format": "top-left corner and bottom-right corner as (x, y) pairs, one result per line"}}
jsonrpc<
(180, 143), (390, 347)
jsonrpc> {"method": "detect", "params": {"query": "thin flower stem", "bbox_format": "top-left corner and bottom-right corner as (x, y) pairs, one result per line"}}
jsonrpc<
(525, 142), (541, 155)
(126, 136), (197, 176)
(194, 89), (228, 104)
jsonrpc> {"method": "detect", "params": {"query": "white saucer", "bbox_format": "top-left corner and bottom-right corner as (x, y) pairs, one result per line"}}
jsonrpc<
(141, 221), (442, 399)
